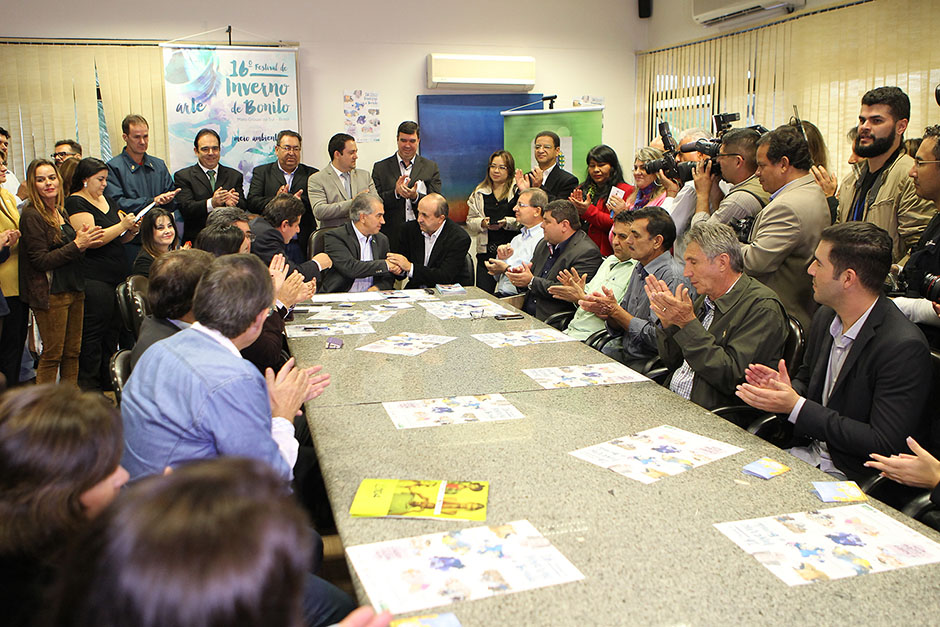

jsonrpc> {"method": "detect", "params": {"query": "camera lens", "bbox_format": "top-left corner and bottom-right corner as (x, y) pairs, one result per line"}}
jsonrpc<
(921, 273), (940, 304)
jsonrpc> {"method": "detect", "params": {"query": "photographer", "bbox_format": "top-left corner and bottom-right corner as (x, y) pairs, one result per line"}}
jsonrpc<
(691, 128), (769, 229)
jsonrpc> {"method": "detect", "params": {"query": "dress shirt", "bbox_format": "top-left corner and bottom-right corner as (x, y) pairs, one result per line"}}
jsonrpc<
(407, 220), (445, 279)
(396, 154), (427, 222)
(191, 322), (299, 470)
(200, 164), (219, 211)
(787, 299), (877, 477)
(565, 255), (636, 340)
(769, 177), (802, 201)
(661, 181), (696, 240)
(280, 165), (296, 191)
(538, 163), (556, 187)
(496, 223), (544, 295)
(350, 222), (375, 292)
(331, 164), (351, 197)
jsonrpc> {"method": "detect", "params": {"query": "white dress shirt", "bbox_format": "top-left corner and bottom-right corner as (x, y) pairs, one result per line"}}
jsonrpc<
(496, 222), (545, 295)
(350, 222), (375, 292)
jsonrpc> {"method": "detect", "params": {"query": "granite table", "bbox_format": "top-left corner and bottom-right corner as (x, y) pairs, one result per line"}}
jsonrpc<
(290, 288), (940, 625)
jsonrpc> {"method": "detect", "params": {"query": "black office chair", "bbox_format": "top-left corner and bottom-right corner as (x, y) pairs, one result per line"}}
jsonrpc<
(115, 282), (134, 333)
(127, 274), (149, 303)
(129, 292), (148, 337)
(308, 227), (338, 258)
(544, 310), (575, 331)
(461, 253), (475, 286)
(109, 349), (132, 405)
(783, 314), (805, 374)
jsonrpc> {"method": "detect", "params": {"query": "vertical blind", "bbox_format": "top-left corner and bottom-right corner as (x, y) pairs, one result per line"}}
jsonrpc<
(636, 0), (940, 181)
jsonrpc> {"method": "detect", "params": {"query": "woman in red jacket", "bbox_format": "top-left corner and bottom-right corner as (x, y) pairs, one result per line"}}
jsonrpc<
(569, 145), (634, 256)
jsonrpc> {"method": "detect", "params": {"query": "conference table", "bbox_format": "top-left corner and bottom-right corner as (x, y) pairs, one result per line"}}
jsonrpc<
(290, 287), (940, 625)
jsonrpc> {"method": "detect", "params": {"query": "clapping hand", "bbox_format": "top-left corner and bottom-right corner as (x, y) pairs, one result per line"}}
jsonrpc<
(734, 359), (800, 414)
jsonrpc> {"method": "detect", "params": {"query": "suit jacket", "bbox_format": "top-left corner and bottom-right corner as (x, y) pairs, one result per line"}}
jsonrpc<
(372, 153), (442, 250)
(249, 217), (322, 283)
(396, 219), (471, 289)
(523, 230), (603, 321)
(308, 167), (376, 229)
(247, 161), (318, 246)
(658, 273), (788, 411)
(130, 316), (181, 370)
(791, 297), (931, 481)
(538, 166), (579, 202)
(741, 174), (830, 331)
(321, 221), (395, 293)
(174, 163), (246, 245)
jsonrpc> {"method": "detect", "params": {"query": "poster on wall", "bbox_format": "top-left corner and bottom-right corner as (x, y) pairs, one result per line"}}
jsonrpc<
(161, 45), (300, 193)
(344, 90), (381, 143)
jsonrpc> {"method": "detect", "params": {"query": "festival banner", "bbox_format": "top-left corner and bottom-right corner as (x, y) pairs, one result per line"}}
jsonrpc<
(502, 106), (604, 183)
(161, 45), (300, 194)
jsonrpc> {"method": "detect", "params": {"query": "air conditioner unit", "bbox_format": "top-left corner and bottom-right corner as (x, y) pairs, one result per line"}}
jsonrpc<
(692, 0), (805, 26)
(426, 54), (536, 91)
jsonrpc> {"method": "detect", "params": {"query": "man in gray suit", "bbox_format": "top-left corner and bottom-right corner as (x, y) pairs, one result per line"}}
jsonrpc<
(505, 199), (603, 321)
(308, 133), (377, 229)
(321, 194), (397, 293)
(742, 124), (831, 330)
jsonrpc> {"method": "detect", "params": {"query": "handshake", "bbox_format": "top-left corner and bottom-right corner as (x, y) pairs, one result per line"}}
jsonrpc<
(385, 253), (412, 275)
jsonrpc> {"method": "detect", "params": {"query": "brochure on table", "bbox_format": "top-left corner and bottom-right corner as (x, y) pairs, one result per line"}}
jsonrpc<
(471, 328), (578, 348)
(382, 394), (525, 429)
(357, 333), (457, 356)
(522, 362), (647, 389)
(419, 299), (513, 320)
(350, 479), (489, 522)
(285, 322), (376, 337)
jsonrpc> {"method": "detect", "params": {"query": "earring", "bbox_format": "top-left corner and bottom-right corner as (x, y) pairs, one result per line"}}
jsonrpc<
(83, 181), (87, 188)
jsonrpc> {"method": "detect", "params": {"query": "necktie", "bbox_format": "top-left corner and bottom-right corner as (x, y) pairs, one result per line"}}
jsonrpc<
(342, 172), (352, 198)
(207, 169), (216, 190)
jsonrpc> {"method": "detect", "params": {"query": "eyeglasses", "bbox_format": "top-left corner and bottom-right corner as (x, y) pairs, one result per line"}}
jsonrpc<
(277, 145), (301, 153)
(489, 163), (508, 171)
(534, 144), (555, 151)
(914, 158), (940, 167)
(51, 152), (74, 159)
(516, 202), (533, 208)
(244, 231), (257, 242)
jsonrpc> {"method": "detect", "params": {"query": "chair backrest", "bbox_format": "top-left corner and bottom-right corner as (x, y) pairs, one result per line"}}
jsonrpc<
(784, 314), (805, 372)
(309, 226), (338, 258)
(460, 252), (474, 286)
(130, 292), (148, 337)
(127, 274), (149, 300)
(109, 349), (132, 405)
(115, 282), (134, 332)
(927, 350), (940, 457)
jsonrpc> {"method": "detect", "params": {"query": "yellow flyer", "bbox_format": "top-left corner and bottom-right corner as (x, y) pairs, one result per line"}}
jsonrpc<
(350, 479), (488, 521)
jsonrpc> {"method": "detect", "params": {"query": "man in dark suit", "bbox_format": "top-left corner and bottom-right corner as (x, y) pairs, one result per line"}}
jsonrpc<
(246, 130), (318, 260)
(130, 249), (213, 369)
(249, 194), (330, 284)
(174, 128), (246, 246)
(514, 130), (579, 202)
(387, 193), (471, 288)
(372, 121), (442, 251)
(505, 199), (603, 321)
(321, 194), (397, 293)
(737, 222), (932, 483)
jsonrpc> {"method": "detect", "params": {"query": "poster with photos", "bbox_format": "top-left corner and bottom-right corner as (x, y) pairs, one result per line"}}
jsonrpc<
(344, 89), (380, 142)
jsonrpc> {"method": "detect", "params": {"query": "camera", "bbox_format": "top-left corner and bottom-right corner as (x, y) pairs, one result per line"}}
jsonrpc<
(644, 122), (696, 184)
(922, 273), (940, 303)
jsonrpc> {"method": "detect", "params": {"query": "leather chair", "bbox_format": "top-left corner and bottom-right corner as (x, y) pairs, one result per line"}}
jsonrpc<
(115, 282), (134, 333)
(109, 349), (132, 405)
(308, 226), (338, 258)
(543, 310), (575, 331)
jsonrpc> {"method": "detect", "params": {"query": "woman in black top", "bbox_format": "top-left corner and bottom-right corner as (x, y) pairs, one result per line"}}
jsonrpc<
(19, 159), (103, 385)
(132, 207), (180, 278)
(65, 158), (138, 391)
(465, 150), (520, 293)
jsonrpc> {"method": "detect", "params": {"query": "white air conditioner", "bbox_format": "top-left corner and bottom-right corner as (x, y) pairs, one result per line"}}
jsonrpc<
(692, 0), (805, 26)
(426, 54), (536, 91)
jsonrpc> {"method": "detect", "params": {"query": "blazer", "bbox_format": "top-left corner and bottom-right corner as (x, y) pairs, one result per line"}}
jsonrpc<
(741, 174), (830, 331)
(174, 163), (246, 245)
(130, 316), (181, 370)
(249, 217), (322, 283)
(538, 166), (579, 203)
(372, 153), (442, 250)
(308, 167), (377, 229)
(321, 221), (395, 293)
(523, 230), (603, 321)
(247, 161), (318, 246)
(791, 297), (932, 481)
(658, 273), (788, 411)
(396, 218), (472, 288)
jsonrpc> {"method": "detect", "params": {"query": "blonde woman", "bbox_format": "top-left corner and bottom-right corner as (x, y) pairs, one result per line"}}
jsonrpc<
(465, 150), (519, 293)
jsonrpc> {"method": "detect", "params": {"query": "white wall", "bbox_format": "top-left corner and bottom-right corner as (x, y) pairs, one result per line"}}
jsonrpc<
(0, 0), (648, 176)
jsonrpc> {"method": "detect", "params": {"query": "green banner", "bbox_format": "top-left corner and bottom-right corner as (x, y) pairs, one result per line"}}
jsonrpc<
(502, 107), (604, 182)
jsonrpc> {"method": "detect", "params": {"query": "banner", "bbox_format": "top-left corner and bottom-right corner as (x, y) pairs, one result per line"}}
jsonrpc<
(161, 45), (300, 193)
(501, 106), (604, 184)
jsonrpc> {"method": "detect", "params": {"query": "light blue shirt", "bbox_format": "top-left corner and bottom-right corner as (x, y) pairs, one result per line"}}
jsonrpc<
(350, 222), (375, 292)
(496, 222), (544, 295)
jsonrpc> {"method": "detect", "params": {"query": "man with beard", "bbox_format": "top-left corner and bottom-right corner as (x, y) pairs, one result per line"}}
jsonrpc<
(836, 87), (935, 263)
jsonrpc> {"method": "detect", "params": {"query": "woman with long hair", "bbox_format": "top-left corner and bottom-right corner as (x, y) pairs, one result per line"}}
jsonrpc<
(465, 150), (519, 293)
(569, 145), (635, 256)
(0, 384), (128, 627)
(624, 147), (669, 211)
(65, 158), (138, 390)
(131, 207), (180, 277)
(18, 159), (103, 385)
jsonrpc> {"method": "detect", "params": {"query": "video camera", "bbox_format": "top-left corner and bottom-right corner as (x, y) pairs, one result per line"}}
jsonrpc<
(643, 122), (697, 185)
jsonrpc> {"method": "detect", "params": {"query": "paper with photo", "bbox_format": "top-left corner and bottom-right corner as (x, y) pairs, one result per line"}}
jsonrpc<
(285, 322), (375, 337)
(350, 479), (489, 521)
(357, 333), (457, 356)
(309, 291), (387, 303)
(570, 425), (743, 484)
(436, 284), (467, 295)
(813, 481), (867, 503)
(522, 362), (647, 389)
(742, 458), (791, 480)
(715, 503), (940, 586)
(419, 299), (513, 320)
(346, 519), (584, 614)
(383, 394), (524, 430)
(306, 309), (399, 323)
(471, 328), (578, 348)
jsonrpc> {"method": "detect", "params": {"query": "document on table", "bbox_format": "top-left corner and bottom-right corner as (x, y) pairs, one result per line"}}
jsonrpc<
(309, 291), (387, 303)
(715, 503), (940, 586)
(357, 332), (457, 356)
(522, 362), (647, 389)
(471, 328), (578, 348)
(390, 614), (462, 627)
(382, 393), (525, 429)
(570, 425), (743, 484)
(382, 289), (439, 301)
(372, 302), (415, 310)
(350, 479), (489, 521)
(346, 519), (584, 615)
(305, 309), (400, 323)
(418, 299), (513, 320)
(285, 322), (376, 337)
